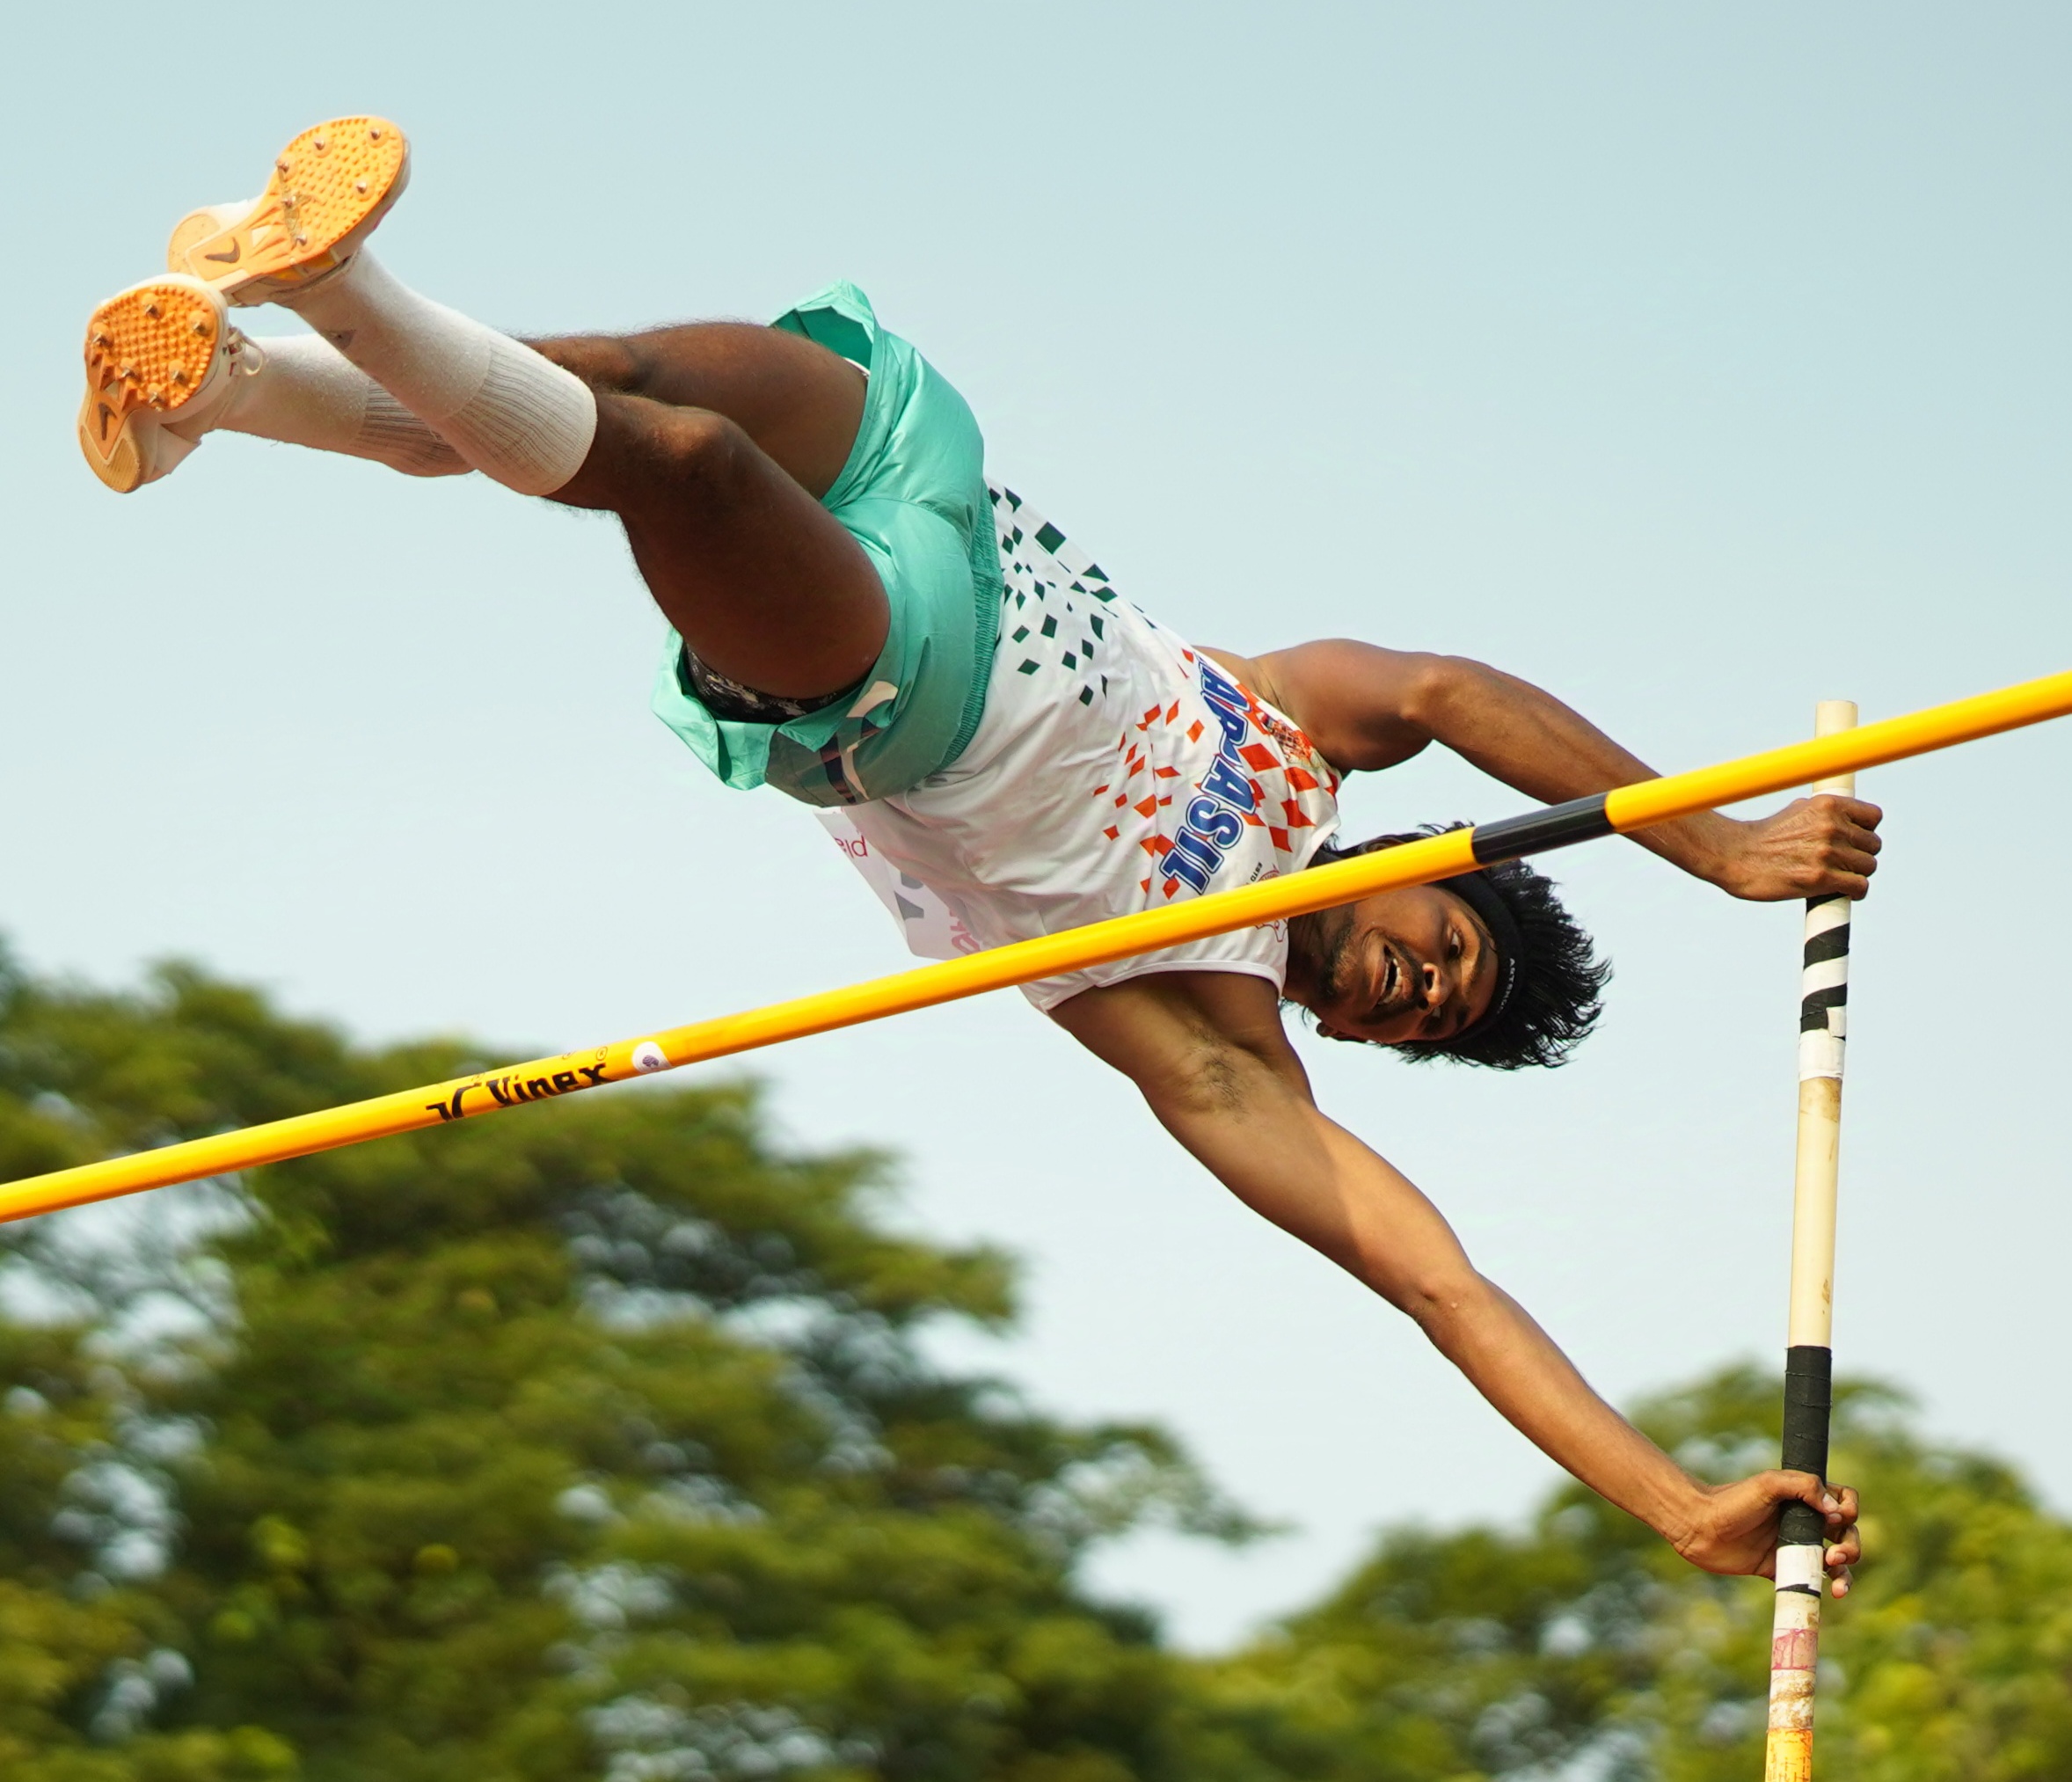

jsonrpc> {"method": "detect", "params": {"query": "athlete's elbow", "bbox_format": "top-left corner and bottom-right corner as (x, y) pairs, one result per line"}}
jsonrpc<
(1396, 1267), (1495, 1340)
(1396, 654), (1498, 734)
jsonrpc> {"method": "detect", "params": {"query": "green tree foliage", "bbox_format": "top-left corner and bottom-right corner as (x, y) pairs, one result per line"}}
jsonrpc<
(1210, 1369), (2072, 1780)
(0, 949), (1263, 1782)
(3, 946), (2069, 1780)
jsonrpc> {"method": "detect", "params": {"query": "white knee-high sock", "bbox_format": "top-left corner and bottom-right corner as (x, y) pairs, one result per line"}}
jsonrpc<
(195, 333), (471, 478)
(280, 252), (598, 497)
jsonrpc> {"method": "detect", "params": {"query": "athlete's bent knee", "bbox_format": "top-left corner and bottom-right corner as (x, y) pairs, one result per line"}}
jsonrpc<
(658, 409), (762, 505)
(577, 397), (766, 520)
(665, 407), (746, 471)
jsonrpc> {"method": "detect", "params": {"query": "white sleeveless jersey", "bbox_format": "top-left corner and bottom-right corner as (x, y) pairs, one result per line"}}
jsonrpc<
(818, 486), (1342, 1011)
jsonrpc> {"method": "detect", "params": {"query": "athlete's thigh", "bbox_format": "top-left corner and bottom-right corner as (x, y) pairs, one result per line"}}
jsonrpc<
(577, 395), (887, 701)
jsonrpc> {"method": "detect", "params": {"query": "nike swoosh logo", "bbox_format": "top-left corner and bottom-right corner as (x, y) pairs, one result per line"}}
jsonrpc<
(203, 239), (242, 265)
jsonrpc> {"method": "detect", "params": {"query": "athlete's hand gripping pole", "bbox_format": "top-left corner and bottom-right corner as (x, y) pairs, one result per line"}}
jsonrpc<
(1763, 700), (1857, 1782)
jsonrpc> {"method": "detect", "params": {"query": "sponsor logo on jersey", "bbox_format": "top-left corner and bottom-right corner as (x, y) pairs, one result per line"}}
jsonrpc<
(1159, 661), (1265, 895)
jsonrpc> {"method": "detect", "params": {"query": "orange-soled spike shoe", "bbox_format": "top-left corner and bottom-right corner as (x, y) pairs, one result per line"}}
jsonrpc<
(77, 277), (236, 493)
(171, 117), (408, 306)
(167, 200), (252, 273)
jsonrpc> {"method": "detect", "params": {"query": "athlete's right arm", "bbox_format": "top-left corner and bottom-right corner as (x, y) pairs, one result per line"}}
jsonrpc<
(1047, 968), (1861, 1589)
(1207, 639), (1880, 904)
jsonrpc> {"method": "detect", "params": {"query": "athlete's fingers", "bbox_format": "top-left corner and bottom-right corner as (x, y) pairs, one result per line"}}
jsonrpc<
(1813, 793), (1883, 832)
(1801, 863), (1874, 899)
(1820, 1480), (1861, 1594)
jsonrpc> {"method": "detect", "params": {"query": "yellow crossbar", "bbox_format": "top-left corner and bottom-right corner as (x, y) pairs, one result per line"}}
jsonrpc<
(6, 667), (2070, 1227)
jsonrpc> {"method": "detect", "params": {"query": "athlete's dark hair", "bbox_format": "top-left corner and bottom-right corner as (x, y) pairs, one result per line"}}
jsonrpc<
(1308, 824), (1611, 1070)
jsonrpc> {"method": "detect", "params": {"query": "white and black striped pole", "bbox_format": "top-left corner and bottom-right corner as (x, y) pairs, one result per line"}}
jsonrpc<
(1763, 699), (1857, 1782)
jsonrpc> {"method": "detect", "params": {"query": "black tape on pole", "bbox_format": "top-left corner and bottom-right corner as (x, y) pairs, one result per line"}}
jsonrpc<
(1777, 1343), (1834, 1552)
(1802, 913), (1852, 966)
(1470, 793), (1614, 865)
(1799, 986), (1849, 1033)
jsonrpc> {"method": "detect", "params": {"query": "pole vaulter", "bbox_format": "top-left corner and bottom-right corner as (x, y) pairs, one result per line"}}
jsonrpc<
(3, 666), (2067, 1228)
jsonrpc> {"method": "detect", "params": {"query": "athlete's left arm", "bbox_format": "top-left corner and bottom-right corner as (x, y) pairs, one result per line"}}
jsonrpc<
(1207, 639), (1881, 902)
(1048, 968), (1863, 1586)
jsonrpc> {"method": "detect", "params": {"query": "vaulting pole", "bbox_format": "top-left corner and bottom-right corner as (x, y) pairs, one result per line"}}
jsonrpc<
(2, 667), (2069, 1227)
(1763, 700), (1857, 1782)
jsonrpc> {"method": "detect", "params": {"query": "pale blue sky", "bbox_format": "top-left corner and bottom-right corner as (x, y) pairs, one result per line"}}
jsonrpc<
(4, 4), (2070, 1647)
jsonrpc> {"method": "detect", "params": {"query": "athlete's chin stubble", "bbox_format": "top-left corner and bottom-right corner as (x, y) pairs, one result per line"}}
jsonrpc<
(1288, 905), (1357, 1006)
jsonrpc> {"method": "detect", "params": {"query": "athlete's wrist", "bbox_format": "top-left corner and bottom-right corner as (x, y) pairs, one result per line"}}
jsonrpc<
(1643, 811), (1748, 890)
(1640, 1466), (1715, 1552)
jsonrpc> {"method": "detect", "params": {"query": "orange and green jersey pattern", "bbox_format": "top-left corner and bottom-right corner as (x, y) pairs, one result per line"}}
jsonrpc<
(821, 486), (1343, 1012)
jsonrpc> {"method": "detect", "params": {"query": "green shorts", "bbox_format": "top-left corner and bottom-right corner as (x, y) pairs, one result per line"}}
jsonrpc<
(648, 282), (1002, 807)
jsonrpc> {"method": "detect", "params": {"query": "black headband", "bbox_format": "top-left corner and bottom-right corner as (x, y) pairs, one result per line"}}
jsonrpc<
(1436, 869), (1523, 1039)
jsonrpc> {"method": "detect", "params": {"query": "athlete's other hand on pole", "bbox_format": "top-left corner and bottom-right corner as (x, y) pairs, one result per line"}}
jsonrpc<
(1221, 641), (1890, 908)
(1710, 794), (1884, 902)
(1674, 1472), (1862, 1596)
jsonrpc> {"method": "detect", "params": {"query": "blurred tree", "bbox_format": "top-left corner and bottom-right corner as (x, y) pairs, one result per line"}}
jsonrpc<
(0, 947), (301, 1778)
(0, 949), (1266, 1782)
(1208, 1367), (2072, 1780)
(3, 946), (2069, 1781)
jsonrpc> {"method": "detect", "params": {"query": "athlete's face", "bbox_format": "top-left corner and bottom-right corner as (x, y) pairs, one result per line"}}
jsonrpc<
(1290, 887), (1500, 1047)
